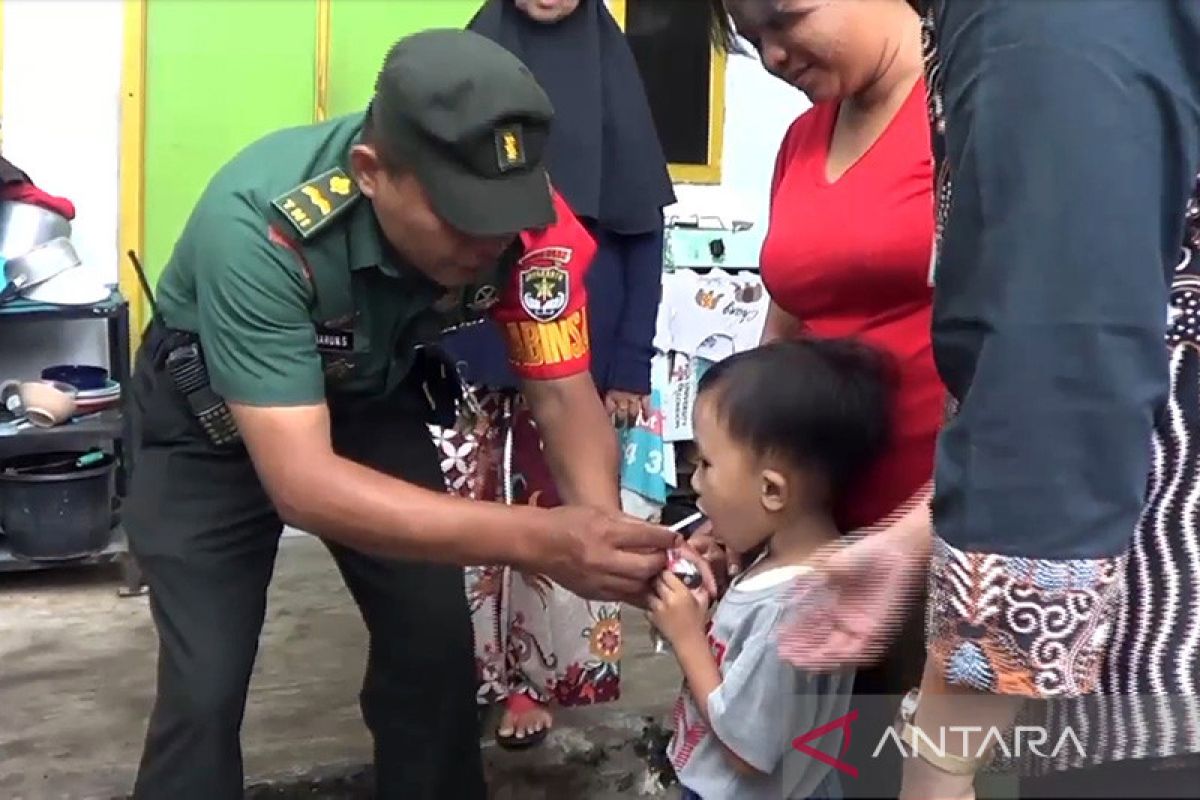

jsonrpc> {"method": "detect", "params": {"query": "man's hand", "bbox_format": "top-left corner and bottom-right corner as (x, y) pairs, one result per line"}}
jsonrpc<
(531, 506), (674, 604)
(648, 572), (710, 644)
(604, 389), (651, 428)
(777, 523), (929, 671)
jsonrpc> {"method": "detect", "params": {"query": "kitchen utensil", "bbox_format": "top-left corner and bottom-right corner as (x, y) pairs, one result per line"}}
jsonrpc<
(0, 450), (115, 560)
(41, 364), (109, 391)
(75, 390), (117, 402)
(22, 267), (109, 306)
(76, 379), (121, 397)
(3, 449), (106, 475)
(1, 380), (22, 411)
(73, 396), (120, 415)
(74, 386), (121, 414)
(0, 379), (78, 427)
(0, 236), (81, 304)
(0, 201), (71, 260)
(75, 387), (120, 401)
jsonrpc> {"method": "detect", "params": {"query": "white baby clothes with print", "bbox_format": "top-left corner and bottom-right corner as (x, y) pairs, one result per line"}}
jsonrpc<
(662, 351), (697, 443)
(662, 269), (769, 360)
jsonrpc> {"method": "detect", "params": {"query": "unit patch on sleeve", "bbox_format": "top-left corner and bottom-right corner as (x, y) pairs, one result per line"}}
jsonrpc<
(272, 168), (361, 239)
(518, 247), (573, 323)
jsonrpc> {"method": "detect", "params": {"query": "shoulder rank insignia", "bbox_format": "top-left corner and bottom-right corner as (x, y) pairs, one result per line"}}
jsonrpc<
(272, 167), (360, 239)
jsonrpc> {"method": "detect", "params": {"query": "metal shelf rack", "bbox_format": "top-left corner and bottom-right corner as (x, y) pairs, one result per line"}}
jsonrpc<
(0, 290), (143, 595)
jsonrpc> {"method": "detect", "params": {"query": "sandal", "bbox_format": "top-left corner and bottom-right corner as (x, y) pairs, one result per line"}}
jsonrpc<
(495, 692), (552, 750)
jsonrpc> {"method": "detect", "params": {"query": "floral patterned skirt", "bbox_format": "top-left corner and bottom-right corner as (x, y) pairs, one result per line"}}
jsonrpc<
(430, 389), (622, 708)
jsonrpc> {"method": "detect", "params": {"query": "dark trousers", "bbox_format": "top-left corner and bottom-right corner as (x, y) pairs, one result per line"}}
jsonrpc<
(124, 330), (484, 800)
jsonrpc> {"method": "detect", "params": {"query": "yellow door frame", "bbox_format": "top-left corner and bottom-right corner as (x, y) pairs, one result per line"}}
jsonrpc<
(122, 0), (329, 350)
(315, 0), (331, 122)
(119, 0), (148, 346)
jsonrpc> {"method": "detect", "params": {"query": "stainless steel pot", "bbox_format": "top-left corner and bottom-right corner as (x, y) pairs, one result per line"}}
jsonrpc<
(2, 237), (80, 297)
(0, 201), (71, 260)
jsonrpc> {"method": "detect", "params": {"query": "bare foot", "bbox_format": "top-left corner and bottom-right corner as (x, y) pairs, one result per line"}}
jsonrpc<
(497, 697), (553, 743)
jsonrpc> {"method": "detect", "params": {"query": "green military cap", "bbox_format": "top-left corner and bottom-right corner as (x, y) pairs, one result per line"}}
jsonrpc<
(371, 28), (556, 237)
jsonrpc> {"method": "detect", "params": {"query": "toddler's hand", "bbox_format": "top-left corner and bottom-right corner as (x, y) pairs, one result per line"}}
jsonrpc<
(647, 572), (709, 644)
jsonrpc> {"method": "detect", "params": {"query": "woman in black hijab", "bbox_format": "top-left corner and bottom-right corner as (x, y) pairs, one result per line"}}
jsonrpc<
(437, 0), (675, 749)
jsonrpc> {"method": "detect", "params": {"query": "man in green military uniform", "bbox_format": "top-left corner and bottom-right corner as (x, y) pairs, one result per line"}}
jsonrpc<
(125, 30), (682, 799)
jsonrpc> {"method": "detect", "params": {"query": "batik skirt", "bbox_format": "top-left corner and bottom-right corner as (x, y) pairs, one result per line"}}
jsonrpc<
(430, 389), (623, 708)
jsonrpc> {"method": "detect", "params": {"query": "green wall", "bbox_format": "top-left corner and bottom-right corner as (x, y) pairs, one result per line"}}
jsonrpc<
(328, 1), (480, 118)
(143, 0), (482, 285)
(144, 0), (317, 284)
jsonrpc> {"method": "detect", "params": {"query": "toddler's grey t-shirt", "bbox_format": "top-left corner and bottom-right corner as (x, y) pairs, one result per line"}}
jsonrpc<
(667, 566), (855, 799)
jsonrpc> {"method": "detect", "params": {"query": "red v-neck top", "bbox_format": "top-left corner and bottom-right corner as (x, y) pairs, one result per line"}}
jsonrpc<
(760, 79), (943, 530)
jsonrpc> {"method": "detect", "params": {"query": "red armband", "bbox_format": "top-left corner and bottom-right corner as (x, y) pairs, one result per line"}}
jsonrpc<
(490, 191), (596, 380)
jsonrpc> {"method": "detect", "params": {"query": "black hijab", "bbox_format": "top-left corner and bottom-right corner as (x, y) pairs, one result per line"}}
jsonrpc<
(468, 0), (675, 235)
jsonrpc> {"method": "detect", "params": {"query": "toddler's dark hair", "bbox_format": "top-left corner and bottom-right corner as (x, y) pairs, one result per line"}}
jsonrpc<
(696, 337), (894, 500)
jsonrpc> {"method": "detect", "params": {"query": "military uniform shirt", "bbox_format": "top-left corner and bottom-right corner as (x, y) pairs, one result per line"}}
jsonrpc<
(154, 113), (595, 407)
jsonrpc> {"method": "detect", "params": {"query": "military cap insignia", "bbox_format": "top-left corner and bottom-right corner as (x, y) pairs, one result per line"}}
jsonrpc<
(494, 124), (526, 173)
(519, 247), (572, 323)
(272, 167), (360, 239)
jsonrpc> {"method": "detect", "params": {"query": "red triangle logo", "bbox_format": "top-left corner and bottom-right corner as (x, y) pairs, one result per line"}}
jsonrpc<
(791, 709), (859, 778)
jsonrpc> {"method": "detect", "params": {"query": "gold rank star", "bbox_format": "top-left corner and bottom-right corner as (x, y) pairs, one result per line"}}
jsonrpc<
(329, 175), (352, 196)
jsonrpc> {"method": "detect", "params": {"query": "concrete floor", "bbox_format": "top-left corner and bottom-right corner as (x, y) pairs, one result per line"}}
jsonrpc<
(0, 535), (682, 800)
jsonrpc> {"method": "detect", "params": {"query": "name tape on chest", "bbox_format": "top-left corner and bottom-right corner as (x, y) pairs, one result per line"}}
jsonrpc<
(272, 168), (360, 239)
(315, 324), (355, 353)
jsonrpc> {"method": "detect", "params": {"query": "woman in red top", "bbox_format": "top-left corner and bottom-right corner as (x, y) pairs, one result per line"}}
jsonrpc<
(707, 2), (940, 797)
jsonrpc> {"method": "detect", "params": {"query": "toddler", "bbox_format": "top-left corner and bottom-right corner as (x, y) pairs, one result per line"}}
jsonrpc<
(648, 337), (893, 800)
